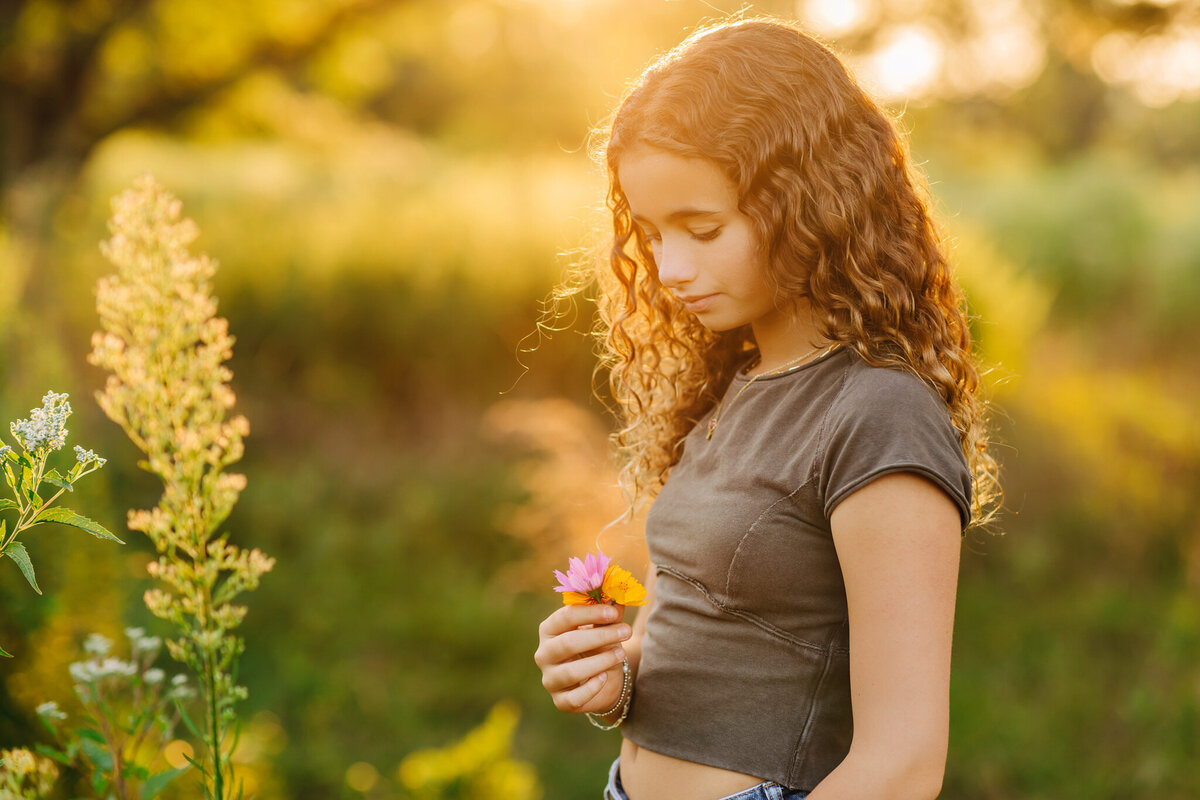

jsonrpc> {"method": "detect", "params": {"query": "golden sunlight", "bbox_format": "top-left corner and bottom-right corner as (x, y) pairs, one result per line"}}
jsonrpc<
(861, 23), (944, 100)
(1093, 26), (1200, 106)
(801, 0), (872, 37)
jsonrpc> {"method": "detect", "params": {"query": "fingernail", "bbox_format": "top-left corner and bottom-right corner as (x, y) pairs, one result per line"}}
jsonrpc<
(616, 624), (632, 640)
(598, 671), (608, 685)
(601, 606), (618, 622)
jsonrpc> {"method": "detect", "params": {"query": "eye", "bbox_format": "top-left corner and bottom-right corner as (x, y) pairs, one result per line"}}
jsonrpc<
(690, 228), (721, 242)
(636, 226), (661, 245)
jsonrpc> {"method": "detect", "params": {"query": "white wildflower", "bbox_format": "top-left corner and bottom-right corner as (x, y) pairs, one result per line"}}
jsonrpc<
(69, 661), (95, 683)
(93, 657), (137, 678)
(74, 445), (106, 466)
(35, 701), (67, 721)
(144, 668), (165, 685)
(83, 633), (112, 656)
(169, 679), (196, 700)
(9, 391), (71, 452)
(134, 635), (162, 656)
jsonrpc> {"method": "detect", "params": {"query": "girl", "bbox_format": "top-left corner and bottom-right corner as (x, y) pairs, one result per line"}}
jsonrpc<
(534, 16), (999, 800)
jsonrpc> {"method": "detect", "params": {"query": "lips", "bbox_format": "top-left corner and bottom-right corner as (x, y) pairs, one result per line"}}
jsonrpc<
(677, 293), (716, 312)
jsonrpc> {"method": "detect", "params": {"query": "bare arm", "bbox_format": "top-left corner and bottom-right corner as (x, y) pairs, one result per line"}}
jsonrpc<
(808, 473), (962, 800)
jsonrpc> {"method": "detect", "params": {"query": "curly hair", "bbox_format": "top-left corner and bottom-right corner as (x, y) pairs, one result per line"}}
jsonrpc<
(577, 17), (1000, 525)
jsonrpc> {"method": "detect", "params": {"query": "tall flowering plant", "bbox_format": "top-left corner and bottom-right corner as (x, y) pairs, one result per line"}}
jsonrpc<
(1, 391), (119, 657)
(88, 175), (274, 800)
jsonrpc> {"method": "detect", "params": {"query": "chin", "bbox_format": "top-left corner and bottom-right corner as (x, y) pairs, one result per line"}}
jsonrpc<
(691, 313), (747, 333)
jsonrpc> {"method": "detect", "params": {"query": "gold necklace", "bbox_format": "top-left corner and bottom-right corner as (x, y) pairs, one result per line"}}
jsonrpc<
(706, 343), (838, 440)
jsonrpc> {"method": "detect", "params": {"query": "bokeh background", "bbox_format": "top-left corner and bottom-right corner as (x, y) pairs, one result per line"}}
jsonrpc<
(1, 0), (1198, 797)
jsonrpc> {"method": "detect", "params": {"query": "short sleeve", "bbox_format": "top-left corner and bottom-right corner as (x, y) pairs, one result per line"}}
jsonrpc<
(820, 365), (972, 527)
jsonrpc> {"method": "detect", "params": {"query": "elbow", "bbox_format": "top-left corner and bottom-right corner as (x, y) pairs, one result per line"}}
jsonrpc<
(889, 734), (947, 800)
(905, 758), (946, 800)
(842, 736), (947, 800)
(894, 745), (947, 800)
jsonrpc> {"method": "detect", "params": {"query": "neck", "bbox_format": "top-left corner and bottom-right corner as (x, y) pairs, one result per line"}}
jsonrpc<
(749, 299), (827, 374)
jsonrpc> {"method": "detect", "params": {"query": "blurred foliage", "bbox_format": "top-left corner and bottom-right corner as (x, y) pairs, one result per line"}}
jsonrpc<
(1, 1), (1199, 799)
(396, 701), (540, 800)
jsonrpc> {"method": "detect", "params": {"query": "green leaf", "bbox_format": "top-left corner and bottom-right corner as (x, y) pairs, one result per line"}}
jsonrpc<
(42, 468), (73, 492)
(124, 763), (150, 781)
(34, 744), (71, 767)
(75, 728), (106, 744)
(3, 540), (41, 594)
(79, 735), (114, 772)
(90, 766), (110, 796)
(0, 641), (11, 657)
(182, 750), (212, 781)
(0, 498), (16, 511)
(141, 767), (188, 800)
(31, 507), (124, 543)
(175, 699), (205, 739)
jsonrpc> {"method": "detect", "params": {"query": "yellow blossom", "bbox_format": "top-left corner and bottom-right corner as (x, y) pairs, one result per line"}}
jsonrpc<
(600, 564), (648, 606)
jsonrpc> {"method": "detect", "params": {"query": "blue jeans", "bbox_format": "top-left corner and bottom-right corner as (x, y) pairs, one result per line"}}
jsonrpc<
(604, 758), (809, 800)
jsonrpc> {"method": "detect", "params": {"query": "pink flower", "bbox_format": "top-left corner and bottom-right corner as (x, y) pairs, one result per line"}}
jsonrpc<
(553, 551), (611, 596)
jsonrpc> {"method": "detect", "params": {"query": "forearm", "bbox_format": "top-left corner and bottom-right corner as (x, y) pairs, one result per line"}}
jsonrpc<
(807, 746), (945, 800)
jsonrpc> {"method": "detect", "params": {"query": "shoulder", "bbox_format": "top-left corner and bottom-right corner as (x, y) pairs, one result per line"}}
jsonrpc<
(818, 350), (972, 526)
(830, 353), (948, 423)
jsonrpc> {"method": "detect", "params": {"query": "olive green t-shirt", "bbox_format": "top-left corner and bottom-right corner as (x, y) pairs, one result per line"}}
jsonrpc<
(622, 347), (972, 790)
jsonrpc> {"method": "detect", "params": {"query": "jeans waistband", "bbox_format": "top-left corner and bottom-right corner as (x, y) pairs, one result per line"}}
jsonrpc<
(603, 758), (808, 800)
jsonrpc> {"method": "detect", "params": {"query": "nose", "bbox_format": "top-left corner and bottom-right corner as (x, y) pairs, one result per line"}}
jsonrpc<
(654, 238), (696, 289)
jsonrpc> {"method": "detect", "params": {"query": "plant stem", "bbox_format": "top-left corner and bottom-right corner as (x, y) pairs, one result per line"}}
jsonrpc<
(208, 654), (223, 800)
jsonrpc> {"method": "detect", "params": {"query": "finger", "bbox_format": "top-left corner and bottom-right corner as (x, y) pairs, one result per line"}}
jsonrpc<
(535, 622), (631, 669)
(538, 603), (624, 638)
(553, 668), (617, 712)
(542, 646), (627, 694)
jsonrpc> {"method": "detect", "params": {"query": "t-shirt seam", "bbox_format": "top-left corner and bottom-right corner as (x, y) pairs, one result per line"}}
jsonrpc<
(657, 565), (841, 656)
(787, 634), (841, 785)
(725, 477), (814, 598)
(807, 359), (851, 511)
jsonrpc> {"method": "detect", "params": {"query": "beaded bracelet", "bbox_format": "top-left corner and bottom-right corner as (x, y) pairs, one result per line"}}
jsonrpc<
(586, 658), (631, 731)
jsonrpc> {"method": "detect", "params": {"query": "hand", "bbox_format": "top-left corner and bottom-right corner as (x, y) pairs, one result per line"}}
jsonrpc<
(534, 603), (633, 714)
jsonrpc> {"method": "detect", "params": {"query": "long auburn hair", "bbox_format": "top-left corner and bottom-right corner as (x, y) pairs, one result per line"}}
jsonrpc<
(575, 17), (999, 524)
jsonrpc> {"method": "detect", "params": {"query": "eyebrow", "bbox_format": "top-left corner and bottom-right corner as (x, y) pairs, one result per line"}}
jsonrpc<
(631, 208), (722, 225)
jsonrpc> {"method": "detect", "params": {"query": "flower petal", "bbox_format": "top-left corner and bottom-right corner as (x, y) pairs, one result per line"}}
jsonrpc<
(560, 591), (594, 606)
(601, 564), (648, 607)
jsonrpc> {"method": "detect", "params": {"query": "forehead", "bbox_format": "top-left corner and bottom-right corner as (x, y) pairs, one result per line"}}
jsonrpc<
(617, 145), (738, 220)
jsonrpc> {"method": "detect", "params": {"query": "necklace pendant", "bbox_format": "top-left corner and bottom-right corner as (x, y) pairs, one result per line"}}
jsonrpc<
(706, 417), (717, 440)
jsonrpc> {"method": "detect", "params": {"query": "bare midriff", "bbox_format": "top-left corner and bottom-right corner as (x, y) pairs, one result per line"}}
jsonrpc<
(618, 739), (764, 800)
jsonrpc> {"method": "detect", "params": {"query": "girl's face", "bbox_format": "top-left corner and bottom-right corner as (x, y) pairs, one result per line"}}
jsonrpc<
(618, 144), (779, 334)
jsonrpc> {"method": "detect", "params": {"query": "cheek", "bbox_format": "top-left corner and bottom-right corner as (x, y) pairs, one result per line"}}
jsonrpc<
(726, 232), (769, 289)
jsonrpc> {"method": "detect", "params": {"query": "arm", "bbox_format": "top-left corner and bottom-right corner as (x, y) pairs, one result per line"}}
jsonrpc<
(808, 473), (961, 800)
(534, 564), (656, 718)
